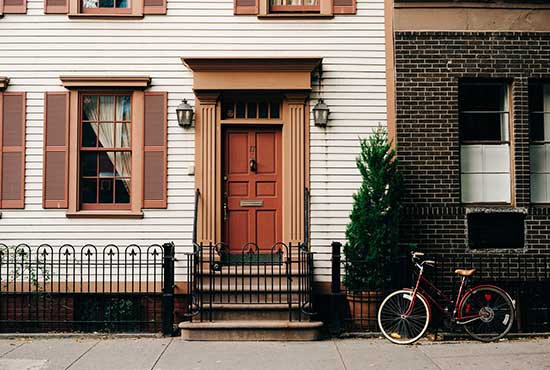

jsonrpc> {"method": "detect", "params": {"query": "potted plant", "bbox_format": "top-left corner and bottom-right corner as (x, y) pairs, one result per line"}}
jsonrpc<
(344, 128), (402, 329)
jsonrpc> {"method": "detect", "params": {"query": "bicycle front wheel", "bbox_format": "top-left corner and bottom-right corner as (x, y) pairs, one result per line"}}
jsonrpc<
(378, 289), (430, 345)
(460, 286), (515, 342)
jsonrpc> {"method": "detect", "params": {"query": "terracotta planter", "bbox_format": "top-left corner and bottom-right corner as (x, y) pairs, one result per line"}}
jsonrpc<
(346, 291), (383, 331)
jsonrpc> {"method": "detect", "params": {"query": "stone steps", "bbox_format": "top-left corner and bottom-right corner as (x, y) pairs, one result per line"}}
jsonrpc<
(179, 320), (323, 341)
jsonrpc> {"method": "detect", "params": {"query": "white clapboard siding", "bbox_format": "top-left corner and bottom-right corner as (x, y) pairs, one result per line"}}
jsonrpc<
(0, 0), (386, 282)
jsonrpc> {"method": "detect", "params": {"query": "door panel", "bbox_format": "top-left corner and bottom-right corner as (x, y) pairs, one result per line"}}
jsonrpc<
(223, 127), (282, 253)
(256, 210), (277, 248)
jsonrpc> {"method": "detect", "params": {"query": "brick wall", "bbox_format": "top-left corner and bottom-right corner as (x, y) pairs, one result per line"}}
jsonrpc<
(395, 32), (550, 260)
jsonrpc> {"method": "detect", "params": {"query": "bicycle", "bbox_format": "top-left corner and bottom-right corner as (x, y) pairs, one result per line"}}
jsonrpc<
(378, 252), (515, 344)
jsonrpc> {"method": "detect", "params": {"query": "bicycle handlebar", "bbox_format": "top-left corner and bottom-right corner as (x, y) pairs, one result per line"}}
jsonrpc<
(411, 251), (436, 268)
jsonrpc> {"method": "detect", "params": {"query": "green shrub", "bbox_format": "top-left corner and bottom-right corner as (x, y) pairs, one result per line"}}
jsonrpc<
(344, 128), (402, 291)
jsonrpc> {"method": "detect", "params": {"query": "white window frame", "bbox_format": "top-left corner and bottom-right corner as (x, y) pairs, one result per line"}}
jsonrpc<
(530, 82), (550, 203)
(460, 81), (512, 204)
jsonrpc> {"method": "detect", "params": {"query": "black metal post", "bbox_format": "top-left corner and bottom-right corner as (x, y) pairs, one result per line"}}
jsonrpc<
(331, 241), (341, 294)
(328, 241), (344, 335)
(162, 242), (175, 336)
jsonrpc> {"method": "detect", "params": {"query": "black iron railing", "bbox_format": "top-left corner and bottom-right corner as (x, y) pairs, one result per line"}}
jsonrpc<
(331, 244), (550, 334)
(184, 241), (314, 322)
(0, 243), (175, 334)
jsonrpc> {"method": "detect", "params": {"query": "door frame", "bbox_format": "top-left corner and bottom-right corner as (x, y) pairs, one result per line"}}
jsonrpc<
(194, 91), (310, 245)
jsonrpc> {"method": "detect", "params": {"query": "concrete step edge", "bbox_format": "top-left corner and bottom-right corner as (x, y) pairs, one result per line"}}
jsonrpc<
(204, 303), (302, 310)
(178, 320), (323, 330)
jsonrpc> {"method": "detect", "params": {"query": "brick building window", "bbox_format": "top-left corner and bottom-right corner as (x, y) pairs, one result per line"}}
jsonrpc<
(459, 81), (511, 203)
(529, 81), (550, 203)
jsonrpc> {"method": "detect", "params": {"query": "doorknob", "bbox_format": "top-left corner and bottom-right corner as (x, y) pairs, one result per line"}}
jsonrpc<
(250, 159), (257, 172)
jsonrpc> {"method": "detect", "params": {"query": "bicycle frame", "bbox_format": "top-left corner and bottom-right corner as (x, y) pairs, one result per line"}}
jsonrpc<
(404, 262), (486, 324)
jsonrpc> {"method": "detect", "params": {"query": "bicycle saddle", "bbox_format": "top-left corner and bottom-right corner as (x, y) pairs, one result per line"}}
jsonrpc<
(454, 269), (476, 277)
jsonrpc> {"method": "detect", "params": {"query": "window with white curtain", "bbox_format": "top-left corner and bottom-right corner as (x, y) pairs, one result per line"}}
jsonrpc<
(80, 94), (132, 209)
(460, 81), (511, 203)
(530, 81), (550, 203)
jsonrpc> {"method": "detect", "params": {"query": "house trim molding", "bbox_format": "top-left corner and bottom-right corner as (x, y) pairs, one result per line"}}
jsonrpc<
(182, 58), (322, 91)
(60, 76), (152, 89)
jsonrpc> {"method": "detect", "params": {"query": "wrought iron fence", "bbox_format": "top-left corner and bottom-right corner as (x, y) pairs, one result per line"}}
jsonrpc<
(0, 243), (175, 334)
(332, 243), (550, 334)
(184, 241), (314, 322)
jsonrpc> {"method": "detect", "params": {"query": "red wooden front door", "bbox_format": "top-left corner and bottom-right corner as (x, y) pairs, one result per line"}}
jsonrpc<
(223, 127), (282, 253)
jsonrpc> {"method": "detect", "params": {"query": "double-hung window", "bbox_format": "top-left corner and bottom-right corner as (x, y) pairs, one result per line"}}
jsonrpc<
(270, 0), (319, 12)
(529, 81), (550, 203)
(81, 0), (130, 14)
(80, 94), (132, 210)
(43, 76), (168, 217)
(236, 0), (356, 17)
(460, 81), (511, 203)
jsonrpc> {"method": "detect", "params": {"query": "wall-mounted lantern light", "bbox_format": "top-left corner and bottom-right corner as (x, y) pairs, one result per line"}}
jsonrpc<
(313, 99), (329, 127)
(176, 99), (194, 127)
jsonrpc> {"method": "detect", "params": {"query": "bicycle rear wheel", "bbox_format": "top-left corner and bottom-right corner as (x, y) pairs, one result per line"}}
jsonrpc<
(460, 286), (514, 342)
(378, 289), (430, 344)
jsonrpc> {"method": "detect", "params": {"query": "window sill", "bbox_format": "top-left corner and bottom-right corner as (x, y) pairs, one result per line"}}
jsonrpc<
(66, 210), (144, 219)
(258, 13), (333, 19)
(68, 13), (144, 19)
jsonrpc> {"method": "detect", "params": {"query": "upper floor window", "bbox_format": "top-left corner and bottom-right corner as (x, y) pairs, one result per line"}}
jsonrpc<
(81, 0), (130, 13)
(529, 81), (550, 203)
(460, 81), (511, 204)
(270, 0), (319, 12)
(56, 0), (166, 18)
(234, 0), (356, 17)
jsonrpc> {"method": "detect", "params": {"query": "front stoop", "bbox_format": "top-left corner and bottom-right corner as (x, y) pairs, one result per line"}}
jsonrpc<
(179, 320), (324, 341)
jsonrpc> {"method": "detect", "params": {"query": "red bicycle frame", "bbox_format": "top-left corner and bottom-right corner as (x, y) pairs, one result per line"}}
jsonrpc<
(404, 264), (495, 324)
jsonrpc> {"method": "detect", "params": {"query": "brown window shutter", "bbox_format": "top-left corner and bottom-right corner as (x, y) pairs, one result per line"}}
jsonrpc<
(333, 0), (355, 14)
(143, 0), (166, 15)
(3, 0), (26, 13)
(143, 92), (167, 209)
(234, 0), (257, 15)
(44, 0), (68, 14)
(0, 92), (26, 209)
(43, 92), (69, 209)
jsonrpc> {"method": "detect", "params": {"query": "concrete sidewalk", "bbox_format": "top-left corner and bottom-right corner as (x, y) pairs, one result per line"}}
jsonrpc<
(0, 337), (548, 370)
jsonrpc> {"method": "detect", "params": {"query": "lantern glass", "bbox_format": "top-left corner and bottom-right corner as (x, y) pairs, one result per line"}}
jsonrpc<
(177, 99), (194, 127)
(313, 99), (329, 127)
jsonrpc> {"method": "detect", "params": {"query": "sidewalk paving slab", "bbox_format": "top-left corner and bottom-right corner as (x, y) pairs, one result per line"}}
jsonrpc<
(428, 352), (550, 370)
(418, 338), (550, 358)
(418, 339), (550, 370)
(0, 358), (47, 370)
(153, 340), (345, 370)
(0, 340), (22, 357)
(67, 338), (171, 370)
(1, 338), (98, 370)
(334, 339), (440, 370)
